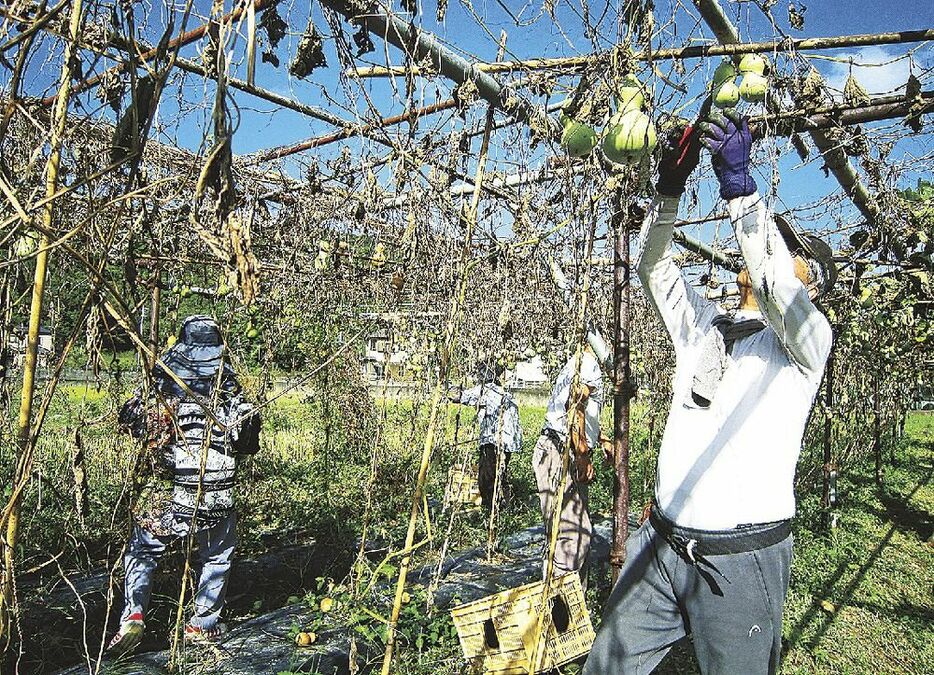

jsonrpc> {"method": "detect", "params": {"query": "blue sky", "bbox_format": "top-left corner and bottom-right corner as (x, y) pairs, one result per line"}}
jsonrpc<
(17, 0), (934, 246)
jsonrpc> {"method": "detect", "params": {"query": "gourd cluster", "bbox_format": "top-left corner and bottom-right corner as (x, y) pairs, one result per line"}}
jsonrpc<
(559, 74), (657, 166)
(558, 58), (772, 163)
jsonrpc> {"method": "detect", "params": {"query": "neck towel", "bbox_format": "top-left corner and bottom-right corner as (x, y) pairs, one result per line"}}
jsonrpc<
(691, 314), (766, 408)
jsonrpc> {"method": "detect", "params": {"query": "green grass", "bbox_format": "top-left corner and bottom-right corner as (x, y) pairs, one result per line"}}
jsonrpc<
(3, 384), (931, 674)
(779, 413), (934, 675)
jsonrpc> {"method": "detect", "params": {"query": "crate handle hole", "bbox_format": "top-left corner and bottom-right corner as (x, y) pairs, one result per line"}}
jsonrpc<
(551, 594), (571, 633)
(483, 618), (500, 649)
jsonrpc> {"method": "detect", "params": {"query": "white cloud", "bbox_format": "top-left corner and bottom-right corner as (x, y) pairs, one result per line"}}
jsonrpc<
(821, 46), (913, 98)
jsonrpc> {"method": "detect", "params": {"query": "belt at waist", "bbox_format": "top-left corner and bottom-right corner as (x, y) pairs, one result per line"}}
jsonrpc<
(540, 427), (564, 445)
(649, 505), (791, 558)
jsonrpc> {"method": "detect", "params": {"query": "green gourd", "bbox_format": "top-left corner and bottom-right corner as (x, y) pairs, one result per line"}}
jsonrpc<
(559, 112), (598, 157)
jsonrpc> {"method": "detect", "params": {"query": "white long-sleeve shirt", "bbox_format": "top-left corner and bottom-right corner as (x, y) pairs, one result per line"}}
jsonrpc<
(543, 351), (604, 450)
(638, 193), (832, 529)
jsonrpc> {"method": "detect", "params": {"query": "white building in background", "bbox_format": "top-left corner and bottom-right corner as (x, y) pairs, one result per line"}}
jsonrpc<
(9, 325), (53, 368)
(361, 325), (410, 381)
(506, 356), (548, 389)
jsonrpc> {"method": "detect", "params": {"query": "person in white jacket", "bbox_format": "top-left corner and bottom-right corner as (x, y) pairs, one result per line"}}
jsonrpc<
(586, 111), (836, 675)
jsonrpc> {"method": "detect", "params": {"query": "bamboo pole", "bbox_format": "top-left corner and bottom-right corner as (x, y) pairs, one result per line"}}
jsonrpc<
(255, 98), (459, 162)
(873, 374), (882, 485)
(0, 0), (56, 144)
(0, 0), (83, 644)
(610, 188), (634, 582)
(821, 349), (835, 529)
(147, 265), (161, 369)
(5, 3), (366, 137)
(752, 92), (934, 134)
(375, 91), (933, 209)
(349, 28), (934, 78)
(691, 0), (883, 228)
(377, 32), (508, 675)
(0, 0), (70, 54)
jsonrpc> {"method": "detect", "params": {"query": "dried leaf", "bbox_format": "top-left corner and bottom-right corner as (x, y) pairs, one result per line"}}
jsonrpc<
(788, 2), (806, 30)
(246, 0), (256, 86)
(290, 18), (327, 79)
(259, 5), (287, 48)
(843, 74), (870, 107)
(905, 73), (921, 99)
(352, 23), (374, 56)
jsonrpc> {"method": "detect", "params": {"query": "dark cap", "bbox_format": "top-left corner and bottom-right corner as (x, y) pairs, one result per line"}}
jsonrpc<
(774, 214), (837, 296)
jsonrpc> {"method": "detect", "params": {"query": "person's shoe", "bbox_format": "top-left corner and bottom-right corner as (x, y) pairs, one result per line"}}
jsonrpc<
(184, 622), (228, 644)
(107, 613), (145, 656)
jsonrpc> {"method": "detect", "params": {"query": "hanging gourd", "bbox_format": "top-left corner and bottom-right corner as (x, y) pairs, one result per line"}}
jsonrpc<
(314, 240), (332, 272)
(559, 110), (598, 158)
(712, 59), (740, 109)
(371, 242), (387, 270)
(738, 54), (770, 102)
(15, 231), (38, 257)
(602, 74), (657, 166)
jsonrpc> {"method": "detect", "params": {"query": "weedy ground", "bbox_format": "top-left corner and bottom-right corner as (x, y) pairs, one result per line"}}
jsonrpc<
(4, 384), (931, 674)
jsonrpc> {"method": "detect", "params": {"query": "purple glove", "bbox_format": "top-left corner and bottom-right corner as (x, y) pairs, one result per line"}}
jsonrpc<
(656, 123), (702, 197)
(700, 111), (757, 200)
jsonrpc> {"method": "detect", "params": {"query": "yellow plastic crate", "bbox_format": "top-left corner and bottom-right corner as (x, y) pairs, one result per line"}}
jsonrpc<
(446, 467), (483, 507)
(450, 572), (594, 674)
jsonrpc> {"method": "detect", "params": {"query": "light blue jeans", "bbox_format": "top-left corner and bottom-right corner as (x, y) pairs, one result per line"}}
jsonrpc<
(121, 512), (237, 629)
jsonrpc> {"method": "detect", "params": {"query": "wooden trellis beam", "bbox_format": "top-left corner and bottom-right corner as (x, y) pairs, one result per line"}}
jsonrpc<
(758, 92), (934, 134)
(375, 91), (934, 207)
(2, 2), (358, 131)
(692, 0), (884, 228)
(319, 0), (554, 133)
(348, 28), (934, 78)
(15, 11), (514, 203)
(254, 98), (458, 162)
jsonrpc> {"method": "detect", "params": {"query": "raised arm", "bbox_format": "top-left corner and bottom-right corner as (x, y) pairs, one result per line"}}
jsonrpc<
(454, 384), (482, 406)
(702, 111), (832, 373)
(729, 195), (832, 372)
(638, 124), (720, 351)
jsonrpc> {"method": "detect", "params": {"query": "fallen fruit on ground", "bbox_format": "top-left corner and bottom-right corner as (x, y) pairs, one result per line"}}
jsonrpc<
(295, 631), (317, 646)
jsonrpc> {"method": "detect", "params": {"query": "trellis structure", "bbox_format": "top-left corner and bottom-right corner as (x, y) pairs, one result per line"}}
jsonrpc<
(0, 0), (932, 671)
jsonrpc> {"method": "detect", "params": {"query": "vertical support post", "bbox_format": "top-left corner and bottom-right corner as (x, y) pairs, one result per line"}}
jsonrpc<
(378, 31), (507, 675)
(1, 0), (84, 642)
(873, 374), (882, 485)
(821, 350), (834, 528)
(147, 265), (161, 369)
(610, 189), (633, 583)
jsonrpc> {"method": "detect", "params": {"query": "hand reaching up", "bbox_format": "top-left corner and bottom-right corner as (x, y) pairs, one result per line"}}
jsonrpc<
(655, 121), (703, 197)
(699, 110), (758, 201)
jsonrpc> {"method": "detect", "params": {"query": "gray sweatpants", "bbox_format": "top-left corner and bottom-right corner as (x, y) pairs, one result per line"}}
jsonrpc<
(532, 432), (591, 578)
(121, 512), (237, 629)
(584, 518), (792, 675)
